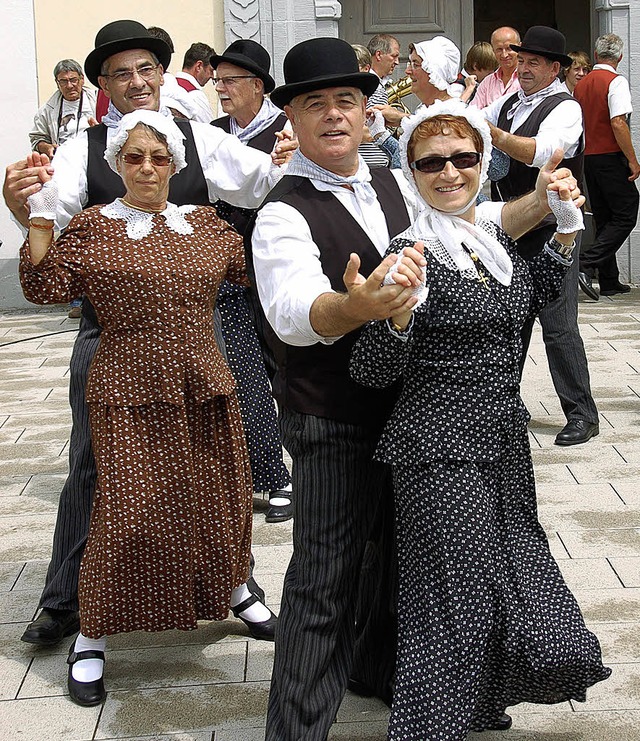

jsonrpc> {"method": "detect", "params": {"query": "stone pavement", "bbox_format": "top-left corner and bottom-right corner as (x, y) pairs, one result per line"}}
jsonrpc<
(0, 293), (639, 741)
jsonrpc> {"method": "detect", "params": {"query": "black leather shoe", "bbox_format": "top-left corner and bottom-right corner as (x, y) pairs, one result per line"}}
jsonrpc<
(555, 419), (599, 446)
(600, 281), (631, 296)
(21, 608), (80, 647)
(231, 593), (277, 641)
(578, 271), (599, 301)
(265, 489), (293, 523)
(475, 713), (513, 732)
(67, 644), (106, 707)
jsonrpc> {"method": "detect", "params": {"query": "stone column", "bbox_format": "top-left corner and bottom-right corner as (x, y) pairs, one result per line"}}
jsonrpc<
(223, 0), (341, 86)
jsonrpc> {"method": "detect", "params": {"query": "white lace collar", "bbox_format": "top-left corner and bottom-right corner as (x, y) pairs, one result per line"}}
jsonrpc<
(100, 199), (197, 240)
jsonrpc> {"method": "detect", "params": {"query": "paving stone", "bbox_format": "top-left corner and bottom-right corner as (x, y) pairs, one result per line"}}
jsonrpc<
(0, 653), (30, 700)
(558, 528), (640, 558)
(94, 682), (270, 739)
(557, 558), (622, 590)
(0, 695), (100, 741)
(592, 622), (640, 663)
(608, 556), (640, 588)
(19, 643), (248, 699)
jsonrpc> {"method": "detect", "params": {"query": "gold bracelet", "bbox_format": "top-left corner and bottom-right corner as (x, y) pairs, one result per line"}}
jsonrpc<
(29, 221), (55, 231)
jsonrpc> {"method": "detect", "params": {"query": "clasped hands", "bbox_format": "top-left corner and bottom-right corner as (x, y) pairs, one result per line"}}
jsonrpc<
(341, 242), (426, 330)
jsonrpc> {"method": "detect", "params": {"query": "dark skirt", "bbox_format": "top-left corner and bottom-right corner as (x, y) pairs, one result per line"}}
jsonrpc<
(388, 423), (611, 740)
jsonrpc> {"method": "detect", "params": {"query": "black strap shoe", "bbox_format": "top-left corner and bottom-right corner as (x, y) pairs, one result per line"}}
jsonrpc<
(555, 419), (599, 446)
(231, 593), (277, 641)
(67, 644), (106, 707)
(21, 608), (80, 647)
(265, 489), (293, 523)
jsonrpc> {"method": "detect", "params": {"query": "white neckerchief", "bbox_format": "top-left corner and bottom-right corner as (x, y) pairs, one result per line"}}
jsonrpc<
(101, 101), (174, 129)
(506, 78), (564, 120)
(100, 199), (196, 240)
(399, 100), (513, 285)
(286, 149), (377, 204)
(230, 97), (283, 144)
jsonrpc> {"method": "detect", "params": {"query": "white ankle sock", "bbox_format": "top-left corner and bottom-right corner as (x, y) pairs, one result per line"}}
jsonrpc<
(71, 632), (106, 683)
(269, 484), (292, 507)
(230, 583), (271, 622)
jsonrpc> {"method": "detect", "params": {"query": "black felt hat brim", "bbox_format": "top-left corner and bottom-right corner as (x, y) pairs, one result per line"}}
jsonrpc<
(510, 44), (572, 69)
(210, 52), (276, 93)
(85, 37), (172, 87)
(271, 72), (379, 110)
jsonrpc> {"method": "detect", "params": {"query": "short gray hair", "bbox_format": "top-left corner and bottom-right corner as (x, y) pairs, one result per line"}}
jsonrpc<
(53, 59), (83, 79)
(367, 34), (399, 56)
(595, 33), (623, 62)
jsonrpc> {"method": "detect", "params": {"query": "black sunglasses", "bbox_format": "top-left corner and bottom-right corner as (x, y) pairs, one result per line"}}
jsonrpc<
(410, 152), (482, 173)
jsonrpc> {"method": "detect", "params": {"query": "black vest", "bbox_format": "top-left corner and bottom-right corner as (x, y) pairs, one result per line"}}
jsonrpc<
(86, 119), (210, 207)
(246, 168), (411, 429)
(211, 113), (288, 235)
(492, 91), (584, 259)
(82, 119), (211, 327)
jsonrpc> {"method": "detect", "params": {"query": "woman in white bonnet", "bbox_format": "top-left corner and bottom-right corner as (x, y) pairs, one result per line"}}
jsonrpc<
(19, 109), (277, 707)
(350, 100), (610, 738)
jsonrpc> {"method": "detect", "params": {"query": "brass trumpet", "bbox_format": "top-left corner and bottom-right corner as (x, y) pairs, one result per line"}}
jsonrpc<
(386, 75), (412, 115)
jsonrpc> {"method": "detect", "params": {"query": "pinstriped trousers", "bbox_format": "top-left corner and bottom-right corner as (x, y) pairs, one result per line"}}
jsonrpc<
(38, 301), (228, 612)
(518, 226), (599, 425)
(266, 409), (395, 741)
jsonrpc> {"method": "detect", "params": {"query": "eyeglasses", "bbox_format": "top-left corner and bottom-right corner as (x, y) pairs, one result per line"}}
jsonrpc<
(410, 152), (482, 173)
(212, 75), (256, 86)
(119, 152), (173, 167)
(56, 77), (81, 86)
(103, 65), (160, 83)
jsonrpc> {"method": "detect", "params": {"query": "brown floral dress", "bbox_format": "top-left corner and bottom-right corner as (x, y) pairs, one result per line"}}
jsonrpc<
(20, 201), (253, 638)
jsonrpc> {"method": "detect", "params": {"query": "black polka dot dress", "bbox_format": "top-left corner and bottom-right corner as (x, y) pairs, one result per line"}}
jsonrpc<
(216, 279), (290, 492)
(20, 203), (254, 638)
(350, 224), (611, 740)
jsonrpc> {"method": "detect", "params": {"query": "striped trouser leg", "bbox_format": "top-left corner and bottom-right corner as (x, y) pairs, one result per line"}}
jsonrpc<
(265, 409), (392, 741)
(39, 312), (100, 612)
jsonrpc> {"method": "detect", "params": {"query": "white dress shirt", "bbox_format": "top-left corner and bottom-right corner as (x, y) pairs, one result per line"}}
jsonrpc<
(46, 121), (282, 231)
(483, 78), (583, 168)
(252, 170), (504, 347)
(175, 71), (215, 123)
(591, 63), (633, 118)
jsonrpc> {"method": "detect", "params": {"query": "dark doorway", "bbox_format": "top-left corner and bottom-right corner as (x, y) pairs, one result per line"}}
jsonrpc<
(474, 0), (592, 60)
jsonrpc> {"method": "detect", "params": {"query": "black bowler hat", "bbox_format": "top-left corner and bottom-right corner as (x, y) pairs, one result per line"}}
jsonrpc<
(211, 39), (276, 93)
(84, 20), (172, 87)
(270, 37), (379, 109)
(510, 26), (572, 68)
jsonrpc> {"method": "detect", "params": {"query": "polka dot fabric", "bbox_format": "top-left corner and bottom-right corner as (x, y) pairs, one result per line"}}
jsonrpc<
(217, 279), (290, 492)
(20, 203), (254, 637)
(351, 226), (611, 739)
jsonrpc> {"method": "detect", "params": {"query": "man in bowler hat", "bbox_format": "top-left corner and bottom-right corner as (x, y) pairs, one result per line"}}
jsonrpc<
(249, 36), (587, 740)
(483, 26), (600, 447)
(3, 19), (286, 648)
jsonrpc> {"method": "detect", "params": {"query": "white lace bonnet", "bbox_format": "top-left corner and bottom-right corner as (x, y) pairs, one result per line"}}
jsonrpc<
(412, 37), (462, 98)
(104, 110), (188, 174)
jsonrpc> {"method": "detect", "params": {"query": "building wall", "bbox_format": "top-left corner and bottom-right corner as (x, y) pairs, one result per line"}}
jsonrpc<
(0, 0), (225, 307)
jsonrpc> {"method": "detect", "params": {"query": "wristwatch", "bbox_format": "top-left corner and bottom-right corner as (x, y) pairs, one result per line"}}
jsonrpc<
(548, 236), (575, 259)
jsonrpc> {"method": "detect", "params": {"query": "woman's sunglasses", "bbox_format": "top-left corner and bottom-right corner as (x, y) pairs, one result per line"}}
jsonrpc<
(120, 153), (174, 167)
(410, 152), (482, 174)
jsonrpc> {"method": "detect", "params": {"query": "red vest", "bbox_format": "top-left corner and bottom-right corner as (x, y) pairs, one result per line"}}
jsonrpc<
(176, 76), (197, 93)
(574, 69), (620, 155)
